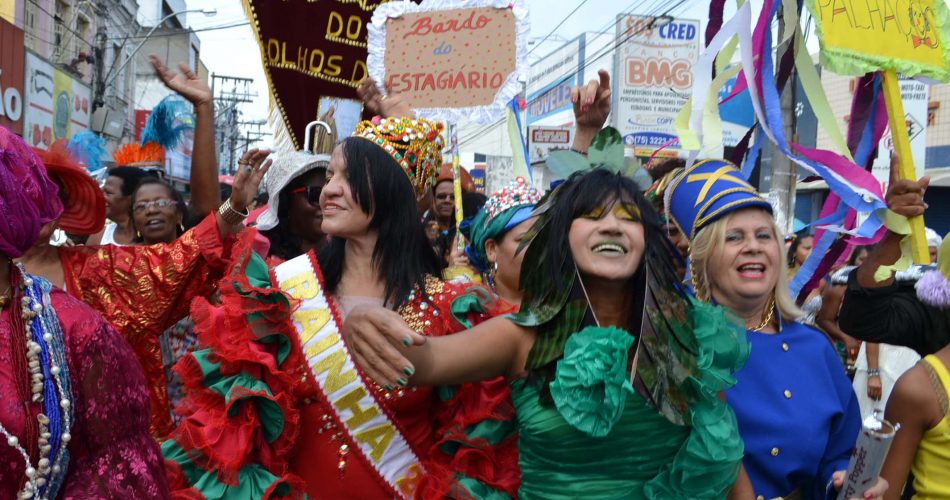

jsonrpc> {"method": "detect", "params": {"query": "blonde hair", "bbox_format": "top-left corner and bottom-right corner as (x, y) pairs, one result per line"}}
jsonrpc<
(689, 207), (802, 322)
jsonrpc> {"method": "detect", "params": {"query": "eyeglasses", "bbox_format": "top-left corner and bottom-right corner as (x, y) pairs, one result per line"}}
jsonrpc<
(132, 198), (177, 213)
(435, 193), (454, 201)
(292, 185), (322, 206)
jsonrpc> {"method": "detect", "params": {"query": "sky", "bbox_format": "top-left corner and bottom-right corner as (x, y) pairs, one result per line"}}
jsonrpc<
(185, 0), (766, 148)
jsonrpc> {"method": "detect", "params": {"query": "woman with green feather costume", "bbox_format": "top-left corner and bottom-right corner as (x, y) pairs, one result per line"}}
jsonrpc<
(343, 71), (751, 499)
(345, 165), (751, 499)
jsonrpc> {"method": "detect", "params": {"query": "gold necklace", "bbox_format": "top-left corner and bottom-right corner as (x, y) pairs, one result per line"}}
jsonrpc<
(750, 296), (776, 332)
(0, 285), (10, 308)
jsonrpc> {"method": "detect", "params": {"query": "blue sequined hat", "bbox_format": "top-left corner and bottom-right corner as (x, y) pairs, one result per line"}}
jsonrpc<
(666, 159), (773, 241)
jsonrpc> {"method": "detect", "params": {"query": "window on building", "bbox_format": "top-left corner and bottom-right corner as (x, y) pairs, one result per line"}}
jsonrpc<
(54, 0), (70, 50)
(25, 3), (35, 29)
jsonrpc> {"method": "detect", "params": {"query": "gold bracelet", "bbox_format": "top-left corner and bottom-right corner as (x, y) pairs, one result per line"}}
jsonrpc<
(218, 198), (249, 225)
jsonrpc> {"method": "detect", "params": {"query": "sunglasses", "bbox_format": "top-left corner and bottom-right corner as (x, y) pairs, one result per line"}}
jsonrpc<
(292, 185), (322, 205)
(132, 198), (177, 213)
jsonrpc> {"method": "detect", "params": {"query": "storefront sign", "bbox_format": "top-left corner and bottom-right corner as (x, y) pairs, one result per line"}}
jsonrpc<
(0, 18), (24, 135)
(23, 51), (91, 147)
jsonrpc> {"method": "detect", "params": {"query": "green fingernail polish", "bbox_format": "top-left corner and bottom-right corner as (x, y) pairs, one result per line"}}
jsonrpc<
(396, 377), (407, 387)
(384, 384), (393, 391)
(403, 366), (414, 376)
(402, 337), (412, 346)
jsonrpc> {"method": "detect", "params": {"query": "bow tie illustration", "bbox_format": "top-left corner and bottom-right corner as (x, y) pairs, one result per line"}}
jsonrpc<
(912, 35), (933, 48)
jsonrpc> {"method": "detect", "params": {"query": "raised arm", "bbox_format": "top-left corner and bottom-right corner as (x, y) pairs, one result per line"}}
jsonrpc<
(149, 54), (219, 219)
(570, 69), (611, 154)
(839, 177), (941, 355)
(344, 305), (534, 387)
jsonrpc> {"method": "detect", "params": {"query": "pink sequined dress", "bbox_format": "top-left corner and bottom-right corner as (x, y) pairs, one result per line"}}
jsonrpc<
(0, 284), (169, 498)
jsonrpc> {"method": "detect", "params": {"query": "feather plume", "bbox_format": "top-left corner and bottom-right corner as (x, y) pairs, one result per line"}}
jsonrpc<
(66, 131), (108, 172)
(141, 95), (194, 149)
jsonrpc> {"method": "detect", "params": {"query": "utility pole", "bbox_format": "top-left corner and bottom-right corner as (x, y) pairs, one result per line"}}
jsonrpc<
(767, 7), (798, 235)
(92, 1), (107, 111)
(211, 73), (256, 173)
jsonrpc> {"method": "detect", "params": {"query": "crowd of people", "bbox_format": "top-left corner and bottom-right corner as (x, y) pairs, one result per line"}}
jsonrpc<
(0, 55), (947, 500)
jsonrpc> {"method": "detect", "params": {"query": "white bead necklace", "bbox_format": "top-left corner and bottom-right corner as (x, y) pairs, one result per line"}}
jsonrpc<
(0, 269), (72, 499)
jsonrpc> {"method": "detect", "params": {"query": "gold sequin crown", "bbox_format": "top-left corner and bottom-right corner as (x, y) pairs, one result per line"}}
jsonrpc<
(354, 116), (445, 197)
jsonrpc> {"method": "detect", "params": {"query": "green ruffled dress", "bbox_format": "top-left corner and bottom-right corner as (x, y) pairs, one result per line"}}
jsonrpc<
(511, 300), (749, 499)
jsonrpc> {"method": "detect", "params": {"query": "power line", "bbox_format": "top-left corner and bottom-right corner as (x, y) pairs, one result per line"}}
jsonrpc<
(102, 21), (250, 41)
(527, 0), (592, 56)
(458, 0), (678, 147)
(459, 0), (695, 149)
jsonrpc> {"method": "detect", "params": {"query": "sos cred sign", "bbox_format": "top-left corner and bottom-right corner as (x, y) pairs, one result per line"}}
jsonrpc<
(0, 19), (25, 135)
(623, 19), (696, 89)
(614, 15), (699, 153)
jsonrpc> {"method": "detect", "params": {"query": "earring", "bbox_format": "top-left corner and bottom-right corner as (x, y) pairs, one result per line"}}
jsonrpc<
(487, 261), (498, 292)
(178, 222), (185, 233)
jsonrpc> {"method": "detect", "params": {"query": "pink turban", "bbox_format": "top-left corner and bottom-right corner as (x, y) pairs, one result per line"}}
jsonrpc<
(0, 126), (63, 258)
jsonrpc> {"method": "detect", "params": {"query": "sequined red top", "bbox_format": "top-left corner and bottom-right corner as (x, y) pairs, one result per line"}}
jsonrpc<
(58, 214), (234, 437)
(0, 285), (169, 497)
(288, 276), (465, 498)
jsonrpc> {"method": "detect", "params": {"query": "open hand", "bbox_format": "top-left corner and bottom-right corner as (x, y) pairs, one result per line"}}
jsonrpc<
(150, 54), (213, 107)
(343, 304), (425, 388)
(357, 77), (414, 118)
(230, 149), (271, 213)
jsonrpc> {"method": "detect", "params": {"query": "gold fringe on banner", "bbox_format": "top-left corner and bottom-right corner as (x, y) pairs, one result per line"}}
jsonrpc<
(241, 0), (302, 151)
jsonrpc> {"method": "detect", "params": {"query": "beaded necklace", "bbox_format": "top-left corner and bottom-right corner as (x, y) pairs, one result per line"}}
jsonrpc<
(0, 264), (73, 499)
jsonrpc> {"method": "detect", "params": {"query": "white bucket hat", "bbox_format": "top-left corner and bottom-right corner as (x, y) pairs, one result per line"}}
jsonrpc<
(256, 151), (330, 231)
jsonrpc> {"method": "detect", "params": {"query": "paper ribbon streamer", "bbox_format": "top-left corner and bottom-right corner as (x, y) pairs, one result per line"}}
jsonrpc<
(789, 75), (888, 298)
(675, 3), (747, 162)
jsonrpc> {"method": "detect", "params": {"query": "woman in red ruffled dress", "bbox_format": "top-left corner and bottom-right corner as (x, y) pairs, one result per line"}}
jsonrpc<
(16, 58), (266, 439)
(163, 114), (518, 499)
(0, 125), (169, 498)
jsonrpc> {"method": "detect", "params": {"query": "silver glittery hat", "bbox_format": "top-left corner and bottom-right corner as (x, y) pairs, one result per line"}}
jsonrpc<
(256, 151), (330, 231)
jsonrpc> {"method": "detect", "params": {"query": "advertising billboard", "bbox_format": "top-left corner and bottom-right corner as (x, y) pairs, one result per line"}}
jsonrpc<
(614, 15), (700, 156)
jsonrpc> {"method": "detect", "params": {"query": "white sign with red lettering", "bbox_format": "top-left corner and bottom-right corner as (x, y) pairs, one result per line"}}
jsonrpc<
(528, 126), (574, 162)
(367, 0), (529, 124)
(613, 15), (700, 155)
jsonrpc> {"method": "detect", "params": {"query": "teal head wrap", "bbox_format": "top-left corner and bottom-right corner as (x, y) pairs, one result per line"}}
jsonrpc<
(462, 177), (542, 273)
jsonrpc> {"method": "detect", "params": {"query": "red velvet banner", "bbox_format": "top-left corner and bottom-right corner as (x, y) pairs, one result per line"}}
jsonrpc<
(244, 0), (403, 149)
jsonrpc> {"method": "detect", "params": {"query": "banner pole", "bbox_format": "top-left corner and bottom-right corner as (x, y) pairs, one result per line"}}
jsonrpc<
(881, 69), (929, 264)
(450, 121), (464, 251)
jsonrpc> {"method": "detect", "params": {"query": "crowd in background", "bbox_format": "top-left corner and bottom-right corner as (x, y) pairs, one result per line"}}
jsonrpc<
(0, 57), (947, 500)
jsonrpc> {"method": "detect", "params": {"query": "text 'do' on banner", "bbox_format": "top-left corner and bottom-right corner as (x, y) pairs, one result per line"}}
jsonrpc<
(805, 0), (950, 80)
(244, 0), (396, 150)
(368, 0), (529, 124)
